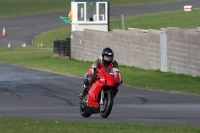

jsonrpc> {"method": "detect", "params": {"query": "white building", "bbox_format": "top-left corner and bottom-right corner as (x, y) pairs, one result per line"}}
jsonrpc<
(71, 0), (110, 31)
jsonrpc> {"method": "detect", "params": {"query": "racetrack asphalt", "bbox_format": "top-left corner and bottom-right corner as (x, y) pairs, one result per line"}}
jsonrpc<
(0, 0), (200, 126)
(0, 62), (200, 126)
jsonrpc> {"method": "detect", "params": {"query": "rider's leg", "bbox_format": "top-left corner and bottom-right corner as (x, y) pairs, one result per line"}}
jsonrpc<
(79, 74), (96, 98)
(79, 79), (89, 98)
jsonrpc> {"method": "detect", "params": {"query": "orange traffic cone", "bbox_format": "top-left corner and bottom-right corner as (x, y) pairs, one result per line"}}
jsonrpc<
(2, 27), (6, 36)
(22, 42), (26, 47)
(8, 42), (11, 48)
(37, 43), (40, 47)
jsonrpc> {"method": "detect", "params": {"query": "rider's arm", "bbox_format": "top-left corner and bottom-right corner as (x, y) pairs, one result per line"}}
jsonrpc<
(113, 60), (122, 84)
(92, 57), (101, 73)
(113, 60), (119, 69)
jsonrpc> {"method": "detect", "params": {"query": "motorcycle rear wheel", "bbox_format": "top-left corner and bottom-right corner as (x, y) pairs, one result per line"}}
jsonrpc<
(80, 101), (91, 117)
(100, 91), (114, 118)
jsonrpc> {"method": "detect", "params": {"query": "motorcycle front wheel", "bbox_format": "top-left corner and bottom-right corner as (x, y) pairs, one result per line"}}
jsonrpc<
(100, 91), (114, 118)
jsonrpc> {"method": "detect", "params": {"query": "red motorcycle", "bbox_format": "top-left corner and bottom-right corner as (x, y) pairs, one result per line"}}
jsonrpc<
(80, 65), (122, 118)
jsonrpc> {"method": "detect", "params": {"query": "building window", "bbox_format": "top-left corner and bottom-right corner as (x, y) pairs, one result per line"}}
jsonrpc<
(77, 3), (85, 21)
(98, 3), (106, 21)
(76, 2), (107, 22)
(86, 2), (96, 22)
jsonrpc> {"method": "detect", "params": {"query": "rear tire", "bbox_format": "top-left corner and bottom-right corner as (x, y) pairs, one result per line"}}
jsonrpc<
(100, 91), (113, 118)
(80, 101), (91, 117)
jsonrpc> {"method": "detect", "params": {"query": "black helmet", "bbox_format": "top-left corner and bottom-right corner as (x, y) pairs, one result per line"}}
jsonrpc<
(102, 47), (114, 63)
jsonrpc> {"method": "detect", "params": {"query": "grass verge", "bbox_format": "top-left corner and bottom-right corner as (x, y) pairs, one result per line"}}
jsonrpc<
(0, 118), (200, 133)
(110, 0), (186, 7)
(0, 0), (185, 18)
(110, 9), (200, 30)
(34, 27), (71, 47)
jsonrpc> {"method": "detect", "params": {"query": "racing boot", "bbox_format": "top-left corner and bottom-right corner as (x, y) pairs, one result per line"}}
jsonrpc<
(79, 85), (88, 99)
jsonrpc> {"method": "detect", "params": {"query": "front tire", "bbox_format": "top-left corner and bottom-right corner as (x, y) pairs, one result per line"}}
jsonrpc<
(100, 91), (114, 118)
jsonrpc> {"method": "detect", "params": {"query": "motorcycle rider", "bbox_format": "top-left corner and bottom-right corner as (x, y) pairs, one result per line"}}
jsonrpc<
(79, 47), (119, 99)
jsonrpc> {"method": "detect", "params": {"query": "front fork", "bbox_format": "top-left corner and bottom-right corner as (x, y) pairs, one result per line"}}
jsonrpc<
(100, 89), (104, 105)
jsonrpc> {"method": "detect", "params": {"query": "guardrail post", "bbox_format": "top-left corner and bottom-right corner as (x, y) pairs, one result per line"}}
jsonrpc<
(121, 15), (125, 30)
(160, 31), (168, 72)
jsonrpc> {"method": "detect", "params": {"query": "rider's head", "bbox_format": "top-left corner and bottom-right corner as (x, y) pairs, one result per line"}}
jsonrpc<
(102, 47), (114, 64)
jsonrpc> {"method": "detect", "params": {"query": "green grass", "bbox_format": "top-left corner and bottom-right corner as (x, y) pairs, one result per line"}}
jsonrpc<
(0, 0), (185, 18)
(0, 118), (199, 133)
(0, 47), (90, 77)
(0, 0), (71, 18)
(110, 9), (200, 30)
(0, 46), (200, 94)
(34, 27), (71, 48)
(110, 0), (185, 7)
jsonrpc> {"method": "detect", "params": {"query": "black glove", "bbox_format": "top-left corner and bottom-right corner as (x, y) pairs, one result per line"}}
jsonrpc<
(93, 68), (97, 73)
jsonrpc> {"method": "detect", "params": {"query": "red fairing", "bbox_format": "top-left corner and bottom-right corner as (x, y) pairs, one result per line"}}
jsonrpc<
(87, 65), (122, 108)
(88, 81), (104, 108)
(87, 67), (93, 75)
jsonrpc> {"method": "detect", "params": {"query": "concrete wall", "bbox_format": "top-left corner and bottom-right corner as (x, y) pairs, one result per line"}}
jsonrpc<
(71, 29), (161, 70)
(167, 28), (200, 77)
(71, 28), (200, 77)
